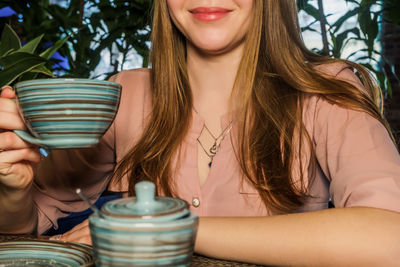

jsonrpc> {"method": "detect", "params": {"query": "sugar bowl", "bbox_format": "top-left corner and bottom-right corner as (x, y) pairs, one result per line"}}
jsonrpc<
(89, 181), (198, 266)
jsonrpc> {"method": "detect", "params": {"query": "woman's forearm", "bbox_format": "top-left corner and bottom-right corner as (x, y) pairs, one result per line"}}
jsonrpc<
(195, 207), (400, 266)
(0, 185), (37, 234)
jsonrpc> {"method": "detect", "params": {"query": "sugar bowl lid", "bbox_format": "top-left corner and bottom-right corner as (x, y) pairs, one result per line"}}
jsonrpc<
(101, 181), (190, 222)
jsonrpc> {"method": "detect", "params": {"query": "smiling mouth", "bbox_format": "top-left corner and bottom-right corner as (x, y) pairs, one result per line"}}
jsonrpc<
(189, 7), (233, 22)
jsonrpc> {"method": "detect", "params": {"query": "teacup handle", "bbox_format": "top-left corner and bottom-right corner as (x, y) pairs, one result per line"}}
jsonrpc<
(14, 130), (45, 146)
(14, 130), (50, 157)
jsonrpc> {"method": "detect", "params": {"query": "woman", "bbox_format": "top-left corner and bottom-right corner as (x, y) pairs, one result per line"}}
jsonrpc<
(0, 0), (399, 265)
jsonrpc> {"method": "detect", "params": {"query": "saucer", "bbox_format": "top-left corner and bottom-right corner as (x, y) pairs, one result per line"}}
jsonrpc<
(0, 239), (94, 266)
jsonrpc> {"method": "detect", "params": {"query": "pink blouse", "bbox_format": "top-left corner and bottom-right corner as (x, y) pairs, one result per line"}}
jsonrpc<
(34, 67), (400, 234)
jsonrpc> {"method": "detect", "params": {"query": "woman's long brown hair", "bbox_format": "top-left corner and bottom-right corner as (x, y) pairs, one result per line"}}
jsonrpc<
(114, 0), (394, 213)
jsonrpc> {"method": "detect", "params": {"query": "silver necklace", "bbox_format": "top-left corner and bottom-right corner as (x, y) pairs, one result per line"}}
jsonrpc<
(197, 122), (233, 168)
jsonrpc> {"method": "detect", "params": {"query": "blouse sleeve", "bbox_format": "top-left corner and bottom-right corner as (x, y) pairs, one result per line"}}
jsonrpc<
(313, 71), (400, 213)
(32, 74), (121, 234)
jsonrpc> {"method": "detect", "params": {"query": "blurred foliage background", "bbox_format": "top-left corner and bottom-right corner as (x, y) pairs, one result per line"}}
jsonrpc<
(298, 0), (400, 97)
(0, 0), (399, 93)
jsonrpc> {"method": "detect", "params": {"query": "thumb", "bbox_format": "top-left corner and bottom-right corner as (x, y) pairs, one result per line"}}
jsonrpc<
(1, 86), (16, 99)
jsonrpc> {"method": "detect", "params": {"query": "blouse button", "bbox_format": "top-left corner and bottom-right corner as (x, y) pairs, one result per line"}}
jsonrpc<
(192, 197), (200, 208)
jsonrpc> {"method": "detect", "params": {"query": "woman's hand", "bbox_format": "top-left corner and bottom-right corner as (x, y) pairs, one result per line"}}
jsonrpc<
(51, 219), (92, 245)
(0, 86), (42, 191)
(0, 86), (42, 234)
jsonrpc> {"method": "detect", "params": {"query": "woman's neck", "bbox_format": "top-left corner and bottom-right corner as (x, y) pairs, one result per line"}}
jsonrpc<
(187, 42), (244, 122)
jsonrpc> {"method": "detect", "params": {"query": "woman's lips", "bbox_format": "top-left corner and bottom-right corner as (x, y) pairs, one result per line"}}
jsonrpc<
(189, 7), (232, 22)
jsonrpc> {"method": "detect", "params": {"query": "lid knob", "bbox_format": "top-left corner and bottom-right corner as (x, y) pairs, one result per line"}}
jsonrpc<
(135, 181), (156, 205)
(128, 181), (163, 214)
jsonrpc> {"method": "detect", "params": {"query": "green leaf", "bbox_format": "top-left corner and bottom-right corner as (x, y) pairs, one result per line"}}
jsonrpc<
(17, 34), (44, 54)
(297, 0), (310, 11)
(0, 56), (48, 87)
(0, 52), (49, 69)
(375, 71), (385, 88)
(358, 8), (370, 36)
(331, 8), (360, 34)
(19, 63), (54, 81)
(29, 64), (54, 76)
(334, 28), (360, 57)
(303, 3), (320, 21)
(344, 0), (360, 4)
(367, 14), (379, 52)
(40, 36), (69, 59)
(0, 24), (21, 57)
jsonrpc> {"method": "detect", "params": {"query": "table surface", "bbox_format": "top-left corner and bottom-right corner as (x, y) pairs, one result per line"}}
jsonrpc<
(0, 234), (265, 267)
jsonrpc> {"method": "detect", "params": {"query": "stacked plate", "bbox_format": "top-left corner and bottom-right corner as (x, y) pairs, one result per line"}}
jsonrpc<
(0, 240), (94, 266)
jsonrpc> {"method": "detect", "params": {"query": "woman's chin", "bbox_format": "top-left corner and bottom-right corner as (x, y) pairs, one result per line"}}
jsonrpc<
(188, 41), (242, 56)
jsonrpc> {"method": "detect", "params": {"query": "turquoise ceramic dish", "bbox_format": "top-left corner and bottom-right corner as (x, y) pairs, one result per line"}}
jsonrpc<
(13, 78), (121, 149)
(0, 239), (94, 266)
(89, 181), (198, 267)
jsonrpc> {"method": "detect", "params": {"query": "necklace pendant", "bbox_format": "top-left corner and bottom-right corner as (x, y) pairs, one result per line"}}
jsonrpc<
(209, 143), (218, 154)
(208, 156), (214, 168)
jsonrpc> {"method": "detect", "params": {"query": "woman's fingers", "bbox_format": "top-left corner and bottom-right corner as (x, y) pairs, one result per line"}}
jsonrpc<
(0, 148), (42, 165)
(0, 97), (19, 113)
(0, 161), (35, 190)
(0, 132), (34, 151)
(51, 219), (92, 245)
(0, 111), (25, 130)
(0, 86), (16, 99)
(0, 98), (25, 131)
(0, 87), (24, 130)
(0, 149), (41, 189)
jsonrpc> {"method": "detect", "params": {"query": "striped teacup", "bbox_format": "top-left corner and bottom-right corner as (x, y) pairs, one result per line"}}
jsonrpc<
(13, 78), (121, 149)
